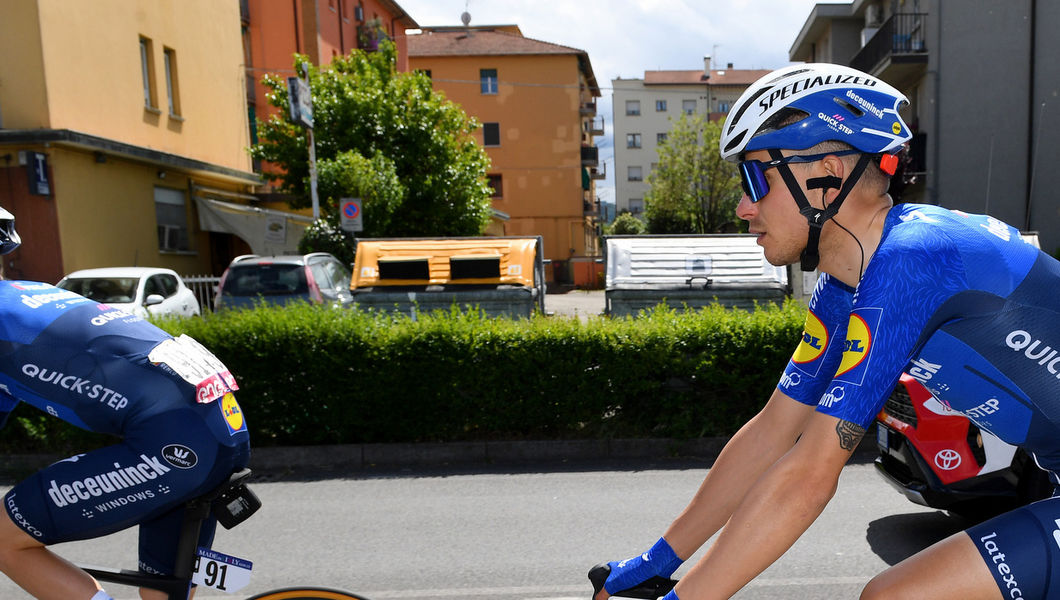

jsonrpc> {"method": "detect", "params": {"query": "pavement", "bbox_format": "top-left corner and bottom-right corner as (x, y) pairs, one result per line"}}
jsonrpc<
(545, 288), (606, 320)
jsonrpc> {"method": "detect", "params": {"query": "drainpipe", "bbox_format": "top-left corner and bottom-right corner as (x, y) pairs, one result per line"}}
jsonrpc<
(1025, 0), (1037, 230)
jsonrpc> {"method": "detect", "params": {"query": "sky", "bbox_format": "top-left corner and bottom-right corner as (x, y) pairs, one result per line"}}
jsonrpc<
(394, 0), (849, 205)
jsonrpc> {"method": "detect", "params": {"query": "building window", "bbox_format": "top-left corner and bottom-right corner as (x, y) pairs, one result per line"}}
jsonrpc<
(483, 122), (501, 146)
(627, 166), (643, 181)
(629, 198), (644, 215)
(140, 36), (157, 110)
(682, 99), (697, 115)
(487, 174), (503, 198)
(625, 100), (641, 116)
(719, 101), (731, 113)
(651, 162), (658, 172)
(626, 133), (642, 149)
(480, 69), (498, 94)
(657, 133), (668, 144)
(155, 187), (190, 252)
(163, 47), (181, 117)
(655, 99), (667, 112)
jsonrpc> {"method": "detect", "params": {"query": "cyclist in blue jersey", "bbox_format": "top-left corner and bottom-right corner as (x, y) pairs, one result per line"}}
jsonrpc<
(593, 63), (1060, 600)
(0, 205), (250, 600)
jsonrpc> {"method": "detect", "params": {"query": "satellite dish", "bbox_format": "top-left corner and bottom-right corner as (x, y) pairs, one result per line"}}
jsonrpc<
(460, 11), (471, 26)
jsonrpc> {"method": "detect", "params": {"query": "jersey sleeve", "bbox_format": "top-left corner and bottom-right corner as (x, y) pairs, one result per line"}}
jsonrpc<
(778, 274), (854, 405)
(813, 227), (968, 428)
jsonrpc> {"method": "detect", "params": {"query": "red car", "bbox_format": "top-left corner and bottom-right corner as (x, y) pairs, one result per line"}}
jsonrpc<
(874, 373), (1053, 520)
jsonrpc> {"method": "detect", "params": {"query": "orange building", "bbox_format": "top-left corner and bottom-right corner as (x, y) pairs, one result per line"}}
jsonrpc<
(241, 0), (418, 185)
(408, 25), (604, 286)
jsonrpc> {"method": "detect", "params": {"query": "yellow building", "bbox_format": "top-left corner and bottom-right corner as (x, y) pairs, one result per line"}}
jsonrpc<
(0, 0), (276, 283)
(408, 25), (603, 286)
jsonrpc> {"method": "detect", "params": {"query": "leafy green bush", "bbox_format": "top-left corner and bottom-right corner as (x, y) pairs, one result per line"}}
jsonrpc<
(5, 301), (806, 451)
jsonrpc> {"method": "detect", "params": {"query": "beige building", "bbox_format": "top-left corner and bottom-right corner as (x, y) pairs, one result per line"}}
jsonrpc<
(612, 58), (768, 217)
(408, 25), (604, 285)
(0, 0), (271, 283)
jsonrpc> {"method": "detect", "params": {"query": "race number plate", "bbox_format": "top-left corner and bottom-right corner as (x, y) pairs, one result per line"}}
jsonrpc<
(192, 548), (253, 593)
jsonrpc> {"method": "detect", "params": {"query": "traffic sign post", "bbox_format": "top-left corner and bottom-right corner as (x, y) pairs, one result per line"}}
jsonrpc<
(340, 198), (363, 232)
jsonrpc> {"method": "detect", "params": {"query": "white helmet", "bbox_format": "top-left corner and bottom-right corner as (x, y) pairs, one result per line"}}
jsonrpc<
(719, 63), (911, 161)
(0, 206), (19, 255)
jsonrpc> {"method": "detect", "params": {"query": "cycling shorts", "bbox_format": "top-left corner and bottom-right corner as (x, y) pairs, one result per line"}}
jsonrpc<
(966, 494), (1060, 599)
(4, 394), (249, 574)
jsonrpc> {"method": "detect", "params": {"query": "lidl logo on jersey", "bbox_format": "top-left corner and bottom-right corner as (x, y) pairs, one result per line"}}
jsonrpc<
(221, 393), (246, 435)
(792, 310), (829, 369)
(835, 307), (883, 385)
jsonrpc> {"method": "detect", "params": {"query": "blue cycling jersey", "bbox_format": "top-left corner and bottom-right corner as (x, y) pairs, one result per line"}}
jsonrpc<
(777, 204), (1060, 598)
(779, 204), (1060, 470)
(0, 280), (249, 574)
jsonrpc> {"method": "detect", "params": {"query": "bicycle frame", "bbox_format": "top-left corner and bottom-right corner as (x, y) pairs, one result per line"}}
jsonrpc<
(82, 468), (254, 600)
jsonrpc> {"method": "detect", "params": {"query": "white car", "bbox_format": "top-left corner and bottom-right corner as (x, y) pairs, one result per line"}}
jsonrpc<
(57, 267), (201, 318)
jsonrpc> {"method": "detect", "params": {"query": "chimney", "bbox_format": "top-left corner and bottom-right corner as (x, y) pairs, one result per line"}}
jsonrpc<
(704, 55), (711, 73)
(727, 62), (734, 69)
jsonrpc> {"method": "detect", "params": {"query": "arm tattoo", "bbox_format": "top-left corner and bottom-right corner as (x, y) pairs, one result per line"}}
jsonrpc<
(835, 420), (866, 451)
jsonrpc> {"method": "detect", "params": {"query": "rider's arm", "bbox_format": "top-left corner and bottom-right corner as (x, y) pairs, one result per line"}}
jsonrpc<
(662, 387), (814, 559)
(673, 411), (860, 600)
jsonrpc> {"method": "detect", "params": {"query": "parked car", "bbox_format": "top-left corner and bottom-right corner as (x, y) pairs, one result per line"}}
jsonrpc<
(57, 267), (201, 318)
(214, 253), (353, 311)
(874, 373), (1054, 520)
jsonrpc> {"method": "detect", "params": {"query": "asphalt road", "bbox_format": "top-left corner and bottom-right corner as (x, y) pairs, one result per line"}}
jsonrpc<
(0, 456), (973, 600)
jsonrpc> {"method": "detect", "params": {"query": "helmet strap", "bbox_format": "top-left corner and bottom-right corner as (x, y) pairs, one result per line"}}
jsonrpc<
(767, 149), (873, 272)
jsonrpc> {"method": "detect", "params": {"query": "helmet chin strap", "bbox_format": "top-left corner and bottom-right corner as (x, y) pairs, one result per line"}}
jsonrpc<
(767, 148), (873, 272)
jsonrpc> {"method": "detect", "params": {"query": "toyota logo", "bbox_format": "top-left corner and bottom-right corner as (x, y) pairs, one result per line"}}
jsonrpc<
(934, 449), (962, 471)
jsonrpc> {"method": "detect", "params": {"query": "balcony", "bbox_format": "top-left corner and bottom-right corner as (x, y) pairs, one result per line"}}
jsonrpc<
(583, 199), (600, 216)
(851, 13), (928, 84)
(587, 116), (605, 136)
(581, 145), (599, 167)
(590, 163), (606, 180)
(358, 21), (390, 52)
(580, 101), (597, 116)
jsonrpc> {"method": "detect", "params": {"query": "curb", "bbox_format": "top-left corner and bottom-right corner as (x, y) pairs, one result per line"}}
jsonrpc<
(0, 434), (878, 479)
(246, 437), (731, 472)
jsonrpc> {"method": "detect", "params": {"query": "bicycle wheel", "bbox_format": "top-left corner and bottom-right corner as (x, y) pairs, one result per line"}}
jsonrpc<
(244, 587), (372, 600)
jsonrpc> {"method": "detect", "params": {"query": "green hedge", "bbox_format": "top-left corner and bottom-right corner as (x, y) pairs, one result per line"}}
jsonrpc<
(4, 301), (807, 451)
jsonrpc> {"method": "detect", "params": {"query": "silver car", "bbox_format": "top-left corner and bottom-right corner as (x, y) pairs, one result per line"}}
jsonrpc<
(214, 253), (353, 311)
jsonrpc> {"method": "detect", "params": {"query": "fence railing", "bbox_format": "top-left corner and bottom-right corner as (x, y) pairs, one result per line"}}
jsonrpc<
(850, 13), (928, 74)
(183, 275), (220, 313)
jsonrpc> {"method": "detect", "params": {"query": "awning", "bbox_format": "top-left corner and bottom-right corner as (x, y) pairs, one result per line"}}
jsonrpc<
(193, 195), (314, 256)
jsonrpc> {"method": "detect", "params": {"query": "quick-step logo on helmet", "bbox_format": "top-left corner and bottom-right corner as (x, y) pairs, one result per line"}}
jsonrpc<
(758, 73), (879, 114)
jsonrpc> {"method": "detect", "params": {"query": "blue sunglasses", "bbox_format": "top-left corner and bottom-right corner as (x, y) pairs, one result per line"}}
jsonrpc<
(739, 149), (862, 202)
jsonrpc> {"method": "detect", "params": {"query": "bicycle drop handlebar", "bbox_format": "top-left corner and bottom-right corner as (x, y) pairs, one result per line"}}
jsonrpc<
(588, 563), (678, 600)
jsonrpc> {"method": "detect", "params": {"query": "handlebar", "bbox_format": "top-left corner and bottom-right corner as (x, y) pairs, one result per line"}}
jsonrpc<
(588, 563), (677, 599)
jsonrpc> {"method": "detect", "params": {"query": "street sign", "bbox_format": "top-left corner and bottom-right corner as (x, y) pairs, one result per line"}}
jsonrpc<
(287, 76), (313, 129)
(340, 198), (363, 232)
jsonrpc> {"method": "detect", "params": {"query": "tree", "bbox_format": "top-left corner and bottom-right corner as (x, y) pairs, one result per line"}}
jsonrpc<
(644, 113), (743, 234)
(251, 41), (494, 239)
(606, 212), (647, 235)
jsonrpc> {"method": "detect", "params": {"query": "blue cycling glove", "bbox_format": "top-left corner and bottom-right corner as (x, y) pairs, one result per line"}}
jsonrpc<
(604, 537), (683, 594)
(661, 590), (681, 600)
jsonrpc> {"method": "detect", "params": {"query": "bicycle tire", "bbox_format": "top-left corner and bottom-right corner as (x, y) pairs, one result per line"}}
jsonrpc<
(243, 587), (373, 600)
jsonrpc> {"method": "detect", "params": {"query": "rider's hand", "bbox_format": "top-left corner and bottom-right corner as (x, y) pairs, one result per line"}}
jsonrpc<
(602, 537), (682, 596)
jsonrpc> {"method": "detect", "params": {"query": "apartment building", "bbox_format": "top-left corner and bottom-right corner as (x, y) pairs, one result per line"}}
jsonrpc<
(790, 0), (1060, 254)
(612, 58), (768, 217)
(408, 25), (604, 284)
(0, 0), (261, 282)
(242, 0), (419, 187)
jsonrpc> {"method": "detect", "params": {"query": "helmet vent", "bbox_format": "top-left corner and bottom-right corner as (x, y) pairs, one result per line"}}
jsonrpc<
(833, 97), (864, 118)
(723, 131), (746, 154)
